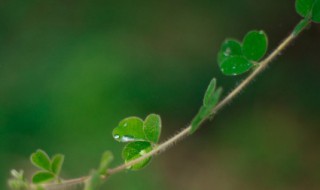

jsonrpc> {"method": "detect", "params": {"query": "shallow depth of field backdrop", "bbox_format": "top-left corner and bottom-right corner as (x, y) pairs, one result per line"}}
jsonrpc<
(1, 0), (320, 189)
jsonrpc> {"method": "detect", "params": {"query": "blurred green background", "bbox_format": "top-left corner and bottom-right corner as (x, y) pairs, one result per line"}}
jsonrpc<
(1, 0), (320, 189)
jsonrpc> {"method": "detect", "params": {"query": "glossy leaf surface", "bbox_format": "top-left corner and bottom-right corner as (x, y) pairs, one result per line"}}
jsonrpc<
(122, 141), (152, 170)
(113, 117), (146, 142)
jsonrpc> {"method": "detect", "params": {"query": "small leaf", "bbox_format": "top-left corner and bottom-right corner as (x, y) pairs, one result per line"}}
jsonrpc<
(122, 141), (153, 170)
(217, 39), (242, 65)
(112, 117), (146, 142)
(242, 30), (268, 61)
(32, 172), (55, 184)
(143, 114), (161, 143)
(220, 56), (253, 76)
(51, 154), (64, 176)
(98, 151), (113, 175)
(84, 171), (101, 190)
(203, 78), (216, 106)
(296, 0), (320, 22)
(191, 87), (222, 134)
(30, 150), (51, 171)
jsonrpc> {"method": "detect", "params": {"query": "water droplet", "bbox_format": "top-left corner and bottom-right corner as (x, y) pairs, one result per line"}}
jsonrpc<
(121, 135), (135, 142)
(114, 134), (120, 139)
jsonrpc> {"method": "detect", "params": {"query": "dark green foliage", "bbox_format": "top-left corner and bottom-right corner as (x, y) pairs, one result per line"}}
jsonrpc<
(218, 30), (268, 76)
(242, 31), (268, 61)
(296, 0), (320, 22)
(217, 39), (242, 66)
(220, 56), (253, 76)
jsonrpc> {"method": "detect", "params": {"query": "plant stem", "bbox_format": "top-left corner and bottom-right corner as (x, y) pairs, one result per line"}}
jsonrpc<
(38, 20), (310, 190)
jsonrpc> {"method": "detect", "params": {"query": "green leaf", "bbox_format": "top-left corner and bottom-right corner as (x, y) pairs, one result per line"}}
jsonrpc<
(242, 30), (268, 61)
(32, 171), (55, 184)
(220, 56), (254, 76)
(113, 117), (146, 142)
(84, 171), (101, 190)
(122, 141), (153, 170)
(191, 87), (222, 134)
(217, 39), (242, 66)
(98, 151), (113, 175)
(313, 1), (320, 22)
(296, 0), (320, 22)
(203, 78), (217, 106)
(51, 154), (64, 176)
(30, 150), (51, 171)
(143, 114), (161, 143)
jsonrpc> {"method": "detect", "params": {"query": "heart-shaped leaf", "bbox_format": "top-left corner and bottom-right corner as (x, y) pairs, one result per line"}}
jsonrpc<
(113, 117), (146, 142)
(296, 0), (320, 22)
(51, 154), (64, 176)
(32, 171), (55, 184)
(220, 56), (253, 76)
(122, 141), (153, 170)
(242, 30), (268, 61)
(30, 150), (51, 171)
(217, 39), (242, 65)
(143, 114), (161, 144)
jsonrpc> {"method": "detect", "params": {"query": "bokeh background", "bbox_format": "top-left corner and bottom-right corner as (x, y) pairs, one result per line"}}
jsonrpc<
(1, 0), (320, 189)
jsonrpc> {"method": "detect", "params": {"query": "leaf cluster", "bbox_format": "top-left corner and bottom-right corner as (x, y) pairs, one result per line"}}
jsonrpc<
(30, 150), (64, 184)
(113, 114), (162, 170)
